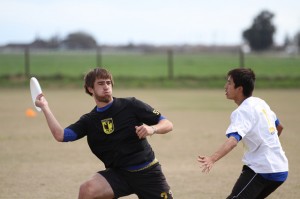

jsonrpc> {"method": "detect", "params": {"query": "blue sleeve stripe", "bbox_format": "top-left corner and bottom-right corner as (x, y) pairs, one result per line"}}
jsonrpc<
(227, 132), (242, 142)
(159, 115), (166, 120)
(63, 128), (78, 142)
(275, 119), (280, 127)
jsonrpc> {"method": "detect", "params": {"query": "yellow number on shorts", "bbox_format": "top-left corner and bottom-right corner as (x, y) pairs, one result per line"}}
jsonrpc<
(160, 192), (168, 199)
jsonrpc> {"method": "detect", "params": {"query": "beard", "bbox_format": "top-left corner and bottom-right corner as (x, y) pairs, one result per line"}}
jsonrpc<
(94, 94), (112, 103)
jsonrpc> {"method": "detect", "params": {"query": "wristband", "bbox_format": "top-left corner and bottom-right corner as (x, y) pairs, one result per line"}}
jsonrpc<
(151, 126), (157, 136)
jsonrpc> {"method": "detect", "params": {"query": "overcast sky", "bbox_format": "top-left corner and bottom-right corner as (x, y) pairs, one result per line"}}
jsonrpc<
(0, 0), (299, 46)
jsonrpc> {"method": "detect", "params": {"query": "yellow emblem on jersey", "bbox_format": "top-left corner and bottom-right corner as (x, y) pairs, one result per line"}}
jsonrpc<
(101, 118), (114, 134)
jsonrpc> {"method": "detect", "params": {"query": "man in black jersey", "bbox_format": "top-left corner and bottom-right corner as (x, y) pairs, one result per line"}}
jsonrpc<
(35, 67), (174, 199)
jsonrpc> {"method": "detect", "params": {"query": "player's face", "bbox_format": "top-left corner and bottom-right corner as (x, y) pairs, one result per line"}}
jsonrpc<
(224, 76), (239, 100)
(92, 78), (113, 103)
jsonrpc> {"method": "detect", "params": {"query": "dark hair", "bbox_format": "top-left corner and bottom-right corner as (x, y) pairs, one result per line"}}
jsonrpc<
(84, 67), (114, 96)
(227, 68), (255, 97)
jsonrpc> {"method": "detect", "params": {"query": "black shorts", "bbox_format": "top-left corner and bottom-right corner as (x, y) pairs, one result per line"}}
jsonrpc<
(227, 165), (284, 199)
(99, 163), (173, 199)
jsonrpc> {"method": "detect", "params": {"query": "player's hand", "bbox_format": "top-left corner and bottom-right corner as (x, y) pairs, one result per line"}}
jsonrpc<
(197, 155), (214, 173)
(135, 124), (153, 139)
(35, 93), (48, 110)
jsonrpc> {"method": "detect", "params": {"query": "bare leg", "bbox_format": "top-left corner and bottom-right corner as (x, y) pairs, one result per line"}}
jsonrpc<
(78, 173), (114, 199)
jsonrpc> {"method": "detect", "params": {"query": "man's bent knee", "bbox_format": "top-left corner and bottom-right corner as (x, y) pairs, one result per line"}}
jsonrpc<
(79, 180), (97, 199)
(78, 174), (114, 199)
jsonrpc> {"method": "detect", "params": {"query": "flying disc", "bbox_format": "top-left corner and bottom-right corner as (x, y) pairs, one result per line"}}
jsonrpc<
(30, 77), (43, 111)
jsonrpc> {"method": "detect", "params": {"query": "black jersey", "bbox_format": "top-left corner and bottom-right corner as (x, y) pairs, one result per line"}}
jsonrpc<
(66, 97), (162, 169)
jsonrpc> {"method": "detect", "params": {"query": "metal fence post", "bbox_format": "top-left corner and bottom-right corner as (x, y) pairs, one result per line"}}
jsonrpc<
(96, 45), (102, 67)
(167, 49), (174, 79)
(239, 47), (245, 68)
(24, 45), (30, 77)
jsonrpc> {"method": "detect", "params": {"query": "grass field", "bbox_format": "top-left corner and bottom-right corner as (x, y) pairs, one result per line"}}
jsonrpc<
(1, 51), (300, 78)
(0, 88), (299, 199)
(1, 51), (300, 88)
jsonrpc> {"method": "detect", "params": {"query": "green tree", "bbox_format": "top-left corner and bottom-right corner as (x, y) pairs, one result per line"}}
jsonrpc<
(48, 35), (61, 49)
(63, 31), (97, 49)
(295, 31), (300, 50)
(243, 10), (276, 51)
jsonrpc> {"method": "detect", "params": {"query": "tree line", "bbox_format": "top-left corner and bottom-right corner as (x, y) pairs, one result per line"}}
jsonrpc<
(4, 10), (300, 52)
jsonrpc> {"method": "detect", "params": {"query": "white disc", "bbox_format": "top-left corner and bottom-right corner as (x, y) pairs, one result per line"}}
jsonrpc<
(30, 77), (43, 112)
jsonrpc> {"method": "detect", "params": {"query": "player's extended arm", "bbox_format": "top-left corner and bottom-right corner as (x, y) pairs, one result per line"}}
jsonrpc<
(277, 123), (283, 136)
(198, 136), (238, 173)
(35, 94), (64, 142)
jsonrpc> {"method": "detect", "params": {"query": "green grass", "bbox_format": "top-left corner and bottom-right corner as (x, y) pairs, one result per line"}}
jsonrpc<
(1, 51), (300, 88)
(245, 54), (300, 77)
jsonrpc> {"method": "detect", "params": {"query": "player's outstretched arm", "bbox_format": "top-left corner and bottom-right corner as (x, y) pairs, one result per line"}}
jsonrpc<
(198, 136), (238, 173)
(277, 123), (283, 136)
(35, 94), (64, 142)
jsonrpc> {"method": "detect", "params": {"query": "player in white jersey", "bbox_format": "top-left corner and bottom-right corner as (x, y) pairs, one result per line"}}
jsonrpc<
(198, 68), (288, 199)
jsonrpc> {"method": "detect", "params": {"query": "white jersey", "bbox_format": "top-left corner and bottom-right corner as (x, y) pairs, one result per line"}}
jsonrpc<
(226, 97), (288, 173)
